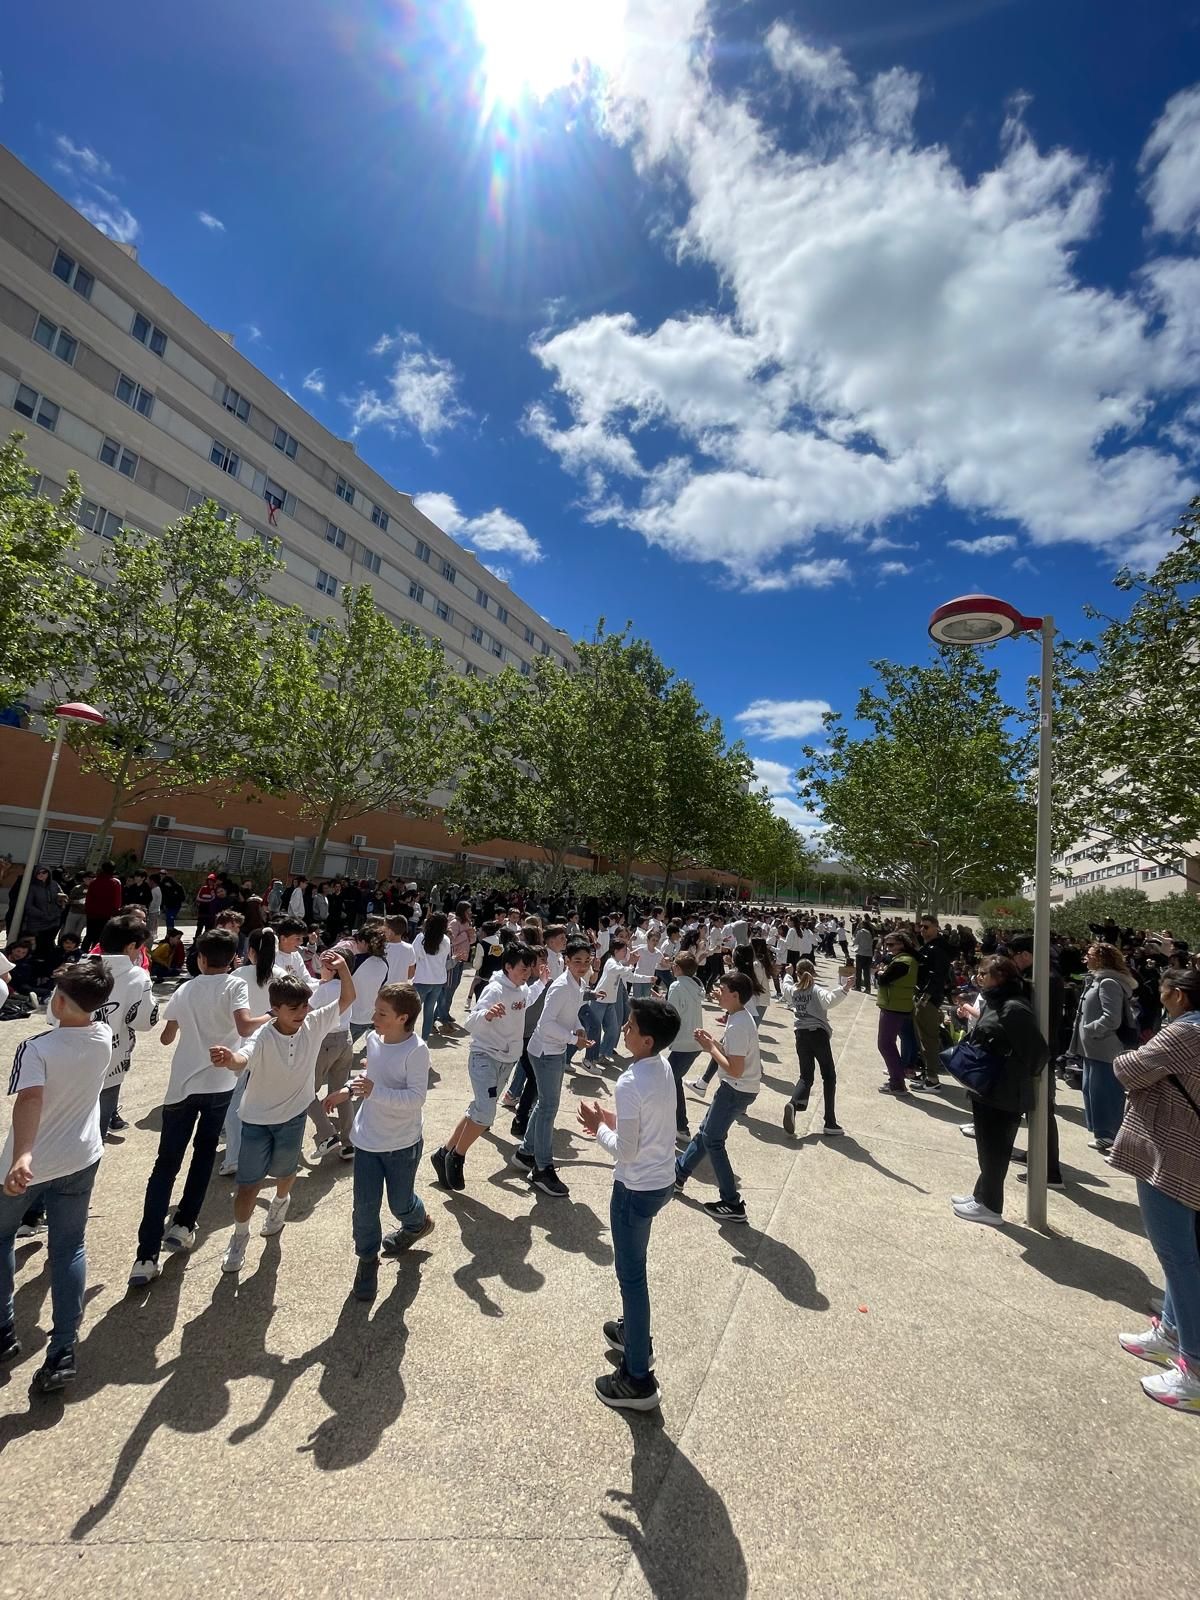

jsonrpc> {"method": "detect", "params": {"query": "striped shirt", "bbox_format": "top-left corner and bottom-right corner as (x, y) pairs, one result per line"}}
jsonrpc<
(1111, 1014), (1200, 1210)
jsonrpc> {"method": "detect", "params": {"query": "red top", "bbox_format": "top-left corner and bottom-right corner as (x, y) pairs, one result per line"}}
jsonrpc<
(84, 873), (123, 918)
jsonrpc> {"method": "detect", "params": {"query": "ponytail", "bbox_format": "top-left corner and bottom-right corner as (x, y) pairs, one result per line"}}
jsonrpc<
(249, 926), (278, 988)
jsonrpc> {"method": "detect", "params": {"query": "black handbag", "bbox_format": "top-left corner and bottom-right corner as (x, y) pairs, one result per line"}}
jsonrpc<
(940, 1037), (1006, 1097)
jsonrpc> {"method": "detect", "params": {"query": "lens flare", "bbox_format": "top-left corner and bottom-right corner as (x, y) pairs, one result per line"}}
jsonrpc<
(469, 0), (626, 110)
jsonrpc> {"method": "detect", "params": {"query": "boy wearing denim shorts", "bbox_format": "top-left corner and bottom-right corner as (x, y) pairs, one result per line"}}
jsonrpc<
(210, 953), (354, 1273)
(432, 943), (534, 1192)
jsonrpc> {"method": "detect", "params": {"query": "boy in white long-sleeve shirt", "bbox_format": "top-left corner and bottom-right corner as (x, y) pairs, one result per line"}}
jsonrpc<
(511, 937), (593, 1197)
(433, 943), (534, 1193)
(324, 982), (433, 1301)
(784, 960), (851, 1138)
(578, 996), (679, 1412)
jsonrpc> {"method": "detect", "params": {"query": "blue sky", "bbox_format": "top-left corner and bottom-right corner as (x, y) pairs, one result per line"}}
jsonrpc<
(4, 0), (1199, 830)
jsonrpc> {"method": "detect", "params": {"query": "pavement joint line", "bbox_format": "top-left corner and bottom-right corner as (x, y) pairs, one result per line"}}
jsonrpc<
(0, 1535), (626, 1549)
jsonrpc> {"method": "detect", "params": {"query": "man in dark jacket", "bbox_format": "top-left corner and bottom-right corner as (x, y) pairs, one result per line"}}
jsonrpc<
(913, 915), (952, 1090)
(1006, 935), (1065, 1189)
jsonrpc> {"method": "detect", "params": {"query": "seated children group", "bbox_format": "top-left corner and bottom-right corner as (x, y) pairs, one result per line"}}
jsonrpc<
(0, 901), (847, 1412)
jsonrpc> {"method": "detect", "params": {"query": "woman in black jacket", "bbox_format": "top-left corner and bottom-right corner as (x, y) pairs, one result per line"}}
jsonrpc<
(954, 955), (1049, 1226)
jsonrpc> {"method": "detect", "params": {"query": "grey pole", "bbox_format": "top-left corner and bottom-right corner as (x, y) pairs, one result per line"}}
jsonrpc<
(1025, 616), (1054, 1231)
(7, 716), (66, 945)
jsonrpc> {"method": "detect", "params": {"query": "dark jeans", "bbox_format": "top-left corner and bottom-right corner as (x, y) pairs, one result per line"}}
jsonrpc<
(792, 1029), (837, 1125)
(702, 953), (725, 993)
(99, 1083), (121, 1138)
(854, 954), (872, 992)
(0, 1160), (98, 1357)
(611, 1179), (673, 1380)
(136, 1090), (234, 1261)
(667, 1050), (700, 1134)
(876, 1010), (908, 1088)
(677, 1080), (757, 1204)
(511, 1045), (537, 1136)
(1082, 1057), (1126, 1144)
(972, 1100), (1022, 1213)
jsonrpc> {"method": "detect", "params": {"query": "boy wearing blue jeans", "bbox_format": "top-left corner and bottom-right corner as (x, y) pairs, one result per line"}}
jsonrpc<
(579, 997), (679, 1411)
(675, 971), (760, 1224)
(324, 982), (434, 1302)
(511, 937), (593, 1198)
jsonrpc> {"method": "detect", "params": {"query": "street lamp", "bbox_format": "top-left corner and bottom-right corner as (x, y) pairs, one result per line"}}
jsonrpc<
(8, 702), (107, 943)
(928, 595), (1054, 1231)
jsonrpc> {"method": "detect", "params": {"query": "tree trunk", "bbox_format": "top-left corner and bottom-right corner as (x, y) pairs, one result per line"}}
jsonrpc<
(87, 781), (127, 870)
(306, 812), (336, 879)
(660, 851), (677, 904)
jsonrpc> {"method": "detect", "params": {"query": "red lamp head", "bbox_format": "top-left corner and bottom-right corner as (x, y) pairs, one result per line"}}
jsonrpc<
(928, 595), (1043, 645)
(54, 702), (107, 725)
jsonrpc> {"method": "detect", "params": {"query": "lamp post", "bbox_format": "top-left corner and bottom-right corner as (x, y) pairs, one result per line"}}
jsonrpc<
(928, 596), (1054, 1231)
(8, 702), (107, 944)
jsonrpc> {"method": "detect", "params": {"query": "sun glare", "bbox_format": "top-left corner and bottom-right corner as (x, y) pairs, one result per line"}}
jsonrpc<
(469, 0), (625, 108)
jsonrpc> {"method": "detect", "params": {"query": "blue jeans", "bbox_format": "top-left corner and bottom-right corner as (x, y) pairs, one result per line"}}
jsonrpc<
(1082, 1057), (1126, 1143)
(1137, 1178), (1200, 1363)
(676, 1080), (757, 1204)
(352, 1141), (426, 1257)
(222, 1069), (249, 1166)
(414, 982), (445, 1041)
(630, 980), (652, 1001)
(438, 961), (465, 1023)
(611, 1180), (674, 1379)
(0, 1159), (98, 1357)
(518, 1050), (567, 1171)
(583, 1001), (620, 1062)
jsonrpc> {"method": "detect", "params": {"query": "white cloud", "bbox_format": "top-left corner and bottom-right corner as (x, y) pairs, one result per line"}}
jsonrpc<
(1141, 84), (1200, 237)
(54, 135), (112, 180)
(750, 754), (825, 833)
(948, 533), (1017, 555)
(483, 562), (513, 585)
(735, 698), (832, 742)
(74, 197), (139, 243)
(246, 323), (263, 343)
(303, 368), (326, 397)
(197, 210), (226, 232)
(413, 492), (543, 563)
(349, 330), (469, 445)
(53, 134), (139, 244)
(877, 559), (912, 576)
(751, 757), (795, 793)
(527, 13), (1198, 589)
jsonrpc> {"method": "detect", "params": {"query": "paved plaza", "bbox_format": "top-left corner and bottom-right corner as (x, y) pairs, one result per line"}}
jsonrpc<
(1, 962), (1198, 1599)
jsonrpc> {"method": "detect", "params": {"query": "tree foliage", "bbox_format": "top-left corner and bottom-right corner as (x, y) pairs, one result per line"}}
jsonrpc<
(0, 433), (88, 709)
(1054, 498), (1200, 868)
(797, 650), (1036, 914)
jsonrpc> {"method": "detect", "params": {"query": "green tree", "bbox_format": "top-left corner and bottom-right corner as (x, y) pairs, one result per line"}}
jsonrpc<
(281, 585), (483, 876)
(797, 650), (1036, 915)
(1046, 887), (1153, 942)
(0, 434), (87, 708)
(1054, 498), (1200, 869)
(53, 501), (300, 866)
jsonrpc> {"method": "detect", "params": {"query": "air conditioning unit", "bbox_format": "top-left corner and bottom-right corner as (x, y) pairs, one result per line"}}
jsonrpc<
(151, 814), (174, 831)
(350, 834), (368, 849)
(227, 826), (248, 844)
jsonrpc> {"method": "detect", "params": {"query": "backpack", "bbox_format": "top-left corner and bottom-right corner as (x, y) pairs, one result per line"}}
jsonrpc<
(1116, 991), (1141, 1048)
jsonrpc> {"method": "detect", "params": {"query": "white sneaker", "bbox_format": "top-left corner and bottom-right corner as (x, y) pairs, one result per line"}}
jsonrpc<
(15, 1221), (46, 1239)
(261, 1193), (291, 1236)
(684, 1077), (708, 1097)
(1119, 1320), (1180, 1367)
(219, 1160), (238, 1177)
(221, 1231), (249, 1273)
(311, 1135), (340, 1160)
(128, 1257), (161, 1287)
(163, 1222), (196, 1253)
(1141, 1361), (1200, 1414)
(951, 1197), (1004, 1226)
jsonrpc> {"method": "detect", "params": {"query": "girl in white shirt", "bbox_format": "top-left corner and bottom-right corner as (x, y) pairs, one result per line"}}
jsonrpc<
(222, 927), (285, 1175)
(784, 959), (850, 1138)
(348, 927), (390, 1045)
(412, 911), (452, 1043)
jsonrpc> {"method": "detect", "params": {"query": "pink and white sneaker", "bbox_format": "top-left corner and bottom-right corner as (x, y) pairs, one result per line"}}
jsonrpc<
(1118, 1318), (1179, 1368)
(1141, 1359), (1200, 1415)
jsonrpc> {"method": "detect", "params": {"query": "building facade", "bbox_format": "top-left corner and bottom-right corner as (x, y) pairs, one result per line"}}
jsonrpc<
(1045, 831), (1200, 906)
(0, 145), (580, 883)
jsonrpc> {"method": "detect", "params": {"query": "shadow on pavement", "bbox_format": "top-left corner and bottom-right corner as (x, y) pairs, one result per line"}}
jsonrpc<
(675, 1196), (829, 1312)
(604, 1409), (748, 1600)
(1005, 1222), (1159, 1314)
(820, 1134), (929, 1194)
(443, 1191), (545, 1317)
(1058, 1177), (1147, 1238)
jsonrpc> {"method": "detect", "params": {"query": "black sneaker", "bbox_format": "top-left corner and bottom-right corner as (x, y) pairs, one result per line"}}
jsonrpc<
(510, 1118), (528, 1140)
(703, 1198), (748, 1224)
(674, 1169), (686, 1193)
(445, 1150), (466, 1192)
(430, 1146), (451, 1188)
(510, 1146), (535, 1174)
(31, 1347), (76, 1395)
(109, 1112), (129, 1131)
(603, 1317), (655, 1369)
(530, 1164), (569, 1197)
(595, 1368), (662, 1412)
(353, 1256), (379, 1302)
(382, 1216), (435, 1255)
(0, 1325), (20, 1363)
(822, 1123), (845, 1137)
(782, 1102), (796, 1137)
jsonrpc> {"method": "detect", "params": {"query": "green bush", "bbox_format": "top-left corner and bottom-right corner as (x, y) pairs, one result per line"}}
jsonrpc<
(975, 896), (1035, 930)
(1150, 892), (1200, 947)
(1049, 887), (1153, 940)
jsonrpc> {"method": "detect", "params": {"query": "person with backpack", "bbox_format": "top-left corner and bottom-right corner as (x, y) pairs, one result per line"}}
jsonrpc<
(1068, 942), (1139, 1154)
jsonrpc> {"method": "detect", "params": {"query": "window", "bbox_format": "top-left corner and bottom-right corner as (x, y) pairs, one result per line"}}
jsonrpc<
(316, 570), (338, 597)
(465, 663), (480, 677)
(143, 835), (197, 871)
(372, 504), (389, 531)
(52, 249), (93, 300)
(540, 640), (551, 657)
(335, 475), (355, 505)
(263, 477), (292, 517)
(131, 312), (167, 356)
(495, 603), (508, 625)
(115, 372), (154, 417)
(41, 829), (111, 869)
(307, 622), (323, 644)
(435, 599), (452, 622)
(409, 581), (424, 603)
(441, 560), (457, 583)
(222, 384), (250, 422)
(210, 440), (240, 476)
(76, 498), (122, 538)
(326, 522), (346, 549)
(491, 639), (503, 659)
(273, 425), (298, 459)
(33, 315), (78, 365)
(100, 437), (139, 478)
(415, 539), (430, 563)
(361, 549), (381, 575)
(470, 624), (484, 645)
(519, 659), (531, 677)
(476, 586), (489, 606)
(523, 624), (535, 645)
(14, 384), (58, 431)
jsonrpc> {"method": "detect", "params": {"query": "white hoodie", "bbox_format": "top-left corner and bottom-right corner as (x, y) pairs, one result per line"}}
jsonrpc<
(790, 980), (849, 1034)
(464, 971), (530, 1064)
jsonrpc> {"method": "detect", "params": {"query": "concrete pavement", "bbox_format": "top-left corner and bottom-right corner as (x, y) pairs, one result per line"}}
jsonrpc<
(0, 963), (1197, 1599)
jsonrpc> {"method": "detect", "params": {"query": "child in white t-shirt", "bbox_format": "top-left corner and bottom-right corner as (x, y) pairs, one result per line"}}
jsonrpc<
(384, 916), (417, 986)
(325, 981), (433, 1301)
(1, 960), (115, 1394)
(210, 952), (354, 1274)
(675, 970), (760, 1225)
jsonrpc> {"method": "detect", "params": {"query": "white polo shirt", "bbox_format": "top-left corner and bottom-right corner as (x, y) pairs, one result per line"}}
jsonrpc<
(239, 1000), (348, 1126)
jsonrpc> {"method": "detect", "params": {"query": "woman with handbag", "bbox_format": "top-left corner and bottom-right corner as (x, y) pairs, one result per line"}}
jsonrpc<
(951, 956), (1048, 1226)
(1111, 966), (1200, 1415)
(1068, 943), (1139, 1153)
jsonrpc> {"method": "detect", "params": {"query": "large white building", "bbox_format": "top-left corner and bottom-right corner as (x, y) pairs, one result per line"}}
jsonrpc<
(1047, 832), (1199, 905)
